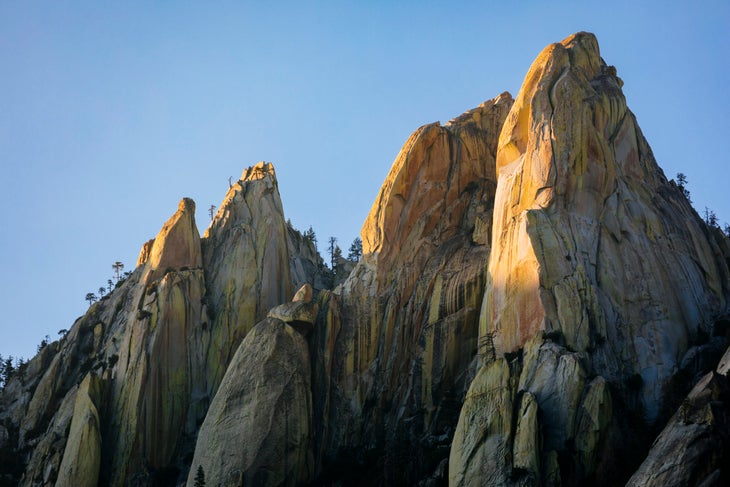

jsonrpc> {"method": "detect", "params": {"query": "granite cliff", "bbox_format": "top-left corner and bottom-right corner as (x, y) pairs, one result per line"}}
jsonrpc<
(2, 33), (730, 486)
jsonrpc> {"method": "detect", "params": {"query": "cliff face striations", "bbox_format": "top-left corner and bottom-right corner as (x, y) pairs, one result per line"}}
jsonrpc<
(312, 92), (514, 484)
(450, 32), (730, 486)
(2, 32), (730, 487)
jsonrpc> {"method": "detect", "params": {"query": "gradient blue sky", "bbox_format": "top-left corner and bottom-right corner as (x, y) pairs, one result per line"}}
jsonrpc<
(1, 1), (728, 360)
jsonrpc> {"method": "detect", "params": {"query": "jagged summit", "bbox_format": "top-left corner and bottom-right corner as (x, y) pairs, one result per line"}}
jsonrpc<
(143, 197), (202, 283)
(2, 33), (729, 487)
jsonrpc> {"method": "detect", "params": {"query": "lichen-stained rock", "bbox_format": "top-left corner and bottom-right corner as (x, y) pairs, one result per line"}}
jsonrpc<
(202, 162), (294, 393)
(574, 376), (613, 480)
(448, 358), (516, 487)
(56, 374), (103, 487)
(99, 197), (208, 485)
(187, 317), (314, 487)
(482, 31), (729, 423)
(449, 335), (610, 487)
(106, 267), (208, 484)
(626, 344), (730, 486)
(512, 392), (540, 479)
(314, 93), (513, 483)
(454, 31), (730, 487)
(268, 285), (319, 335)
(268, 301), (319, 335)
(17, 382), (79, 486)
(518, 337), (587, 452)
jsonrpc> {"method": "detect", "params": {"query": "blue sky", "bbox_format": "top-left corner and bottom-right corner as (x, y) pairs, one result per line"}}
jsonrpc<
(1, 1), (728, 360)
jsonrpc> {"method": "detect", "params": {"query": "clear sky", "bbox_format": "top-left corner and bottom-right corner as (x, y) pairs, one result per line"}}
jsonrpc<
(1, 1), (728, 361)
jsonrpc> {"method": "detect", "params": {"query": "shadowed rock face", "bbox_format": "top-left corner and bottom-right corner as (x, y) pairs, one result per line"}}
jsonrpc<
(187, 318), (314, 487)
(626, 346), (730, 487)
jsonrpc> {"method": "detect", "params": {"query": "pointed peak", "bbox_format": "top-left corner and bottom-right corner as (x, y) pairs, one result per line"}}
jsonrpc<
(177, 197), (196, 214)
(241, 162), (276, 182)
(143, 197), (202, 281)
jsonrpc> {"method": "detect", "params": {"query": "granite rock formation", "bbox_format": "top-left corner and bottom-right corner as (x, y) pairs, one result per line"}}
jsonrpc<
(450, 31), (730, 486)
(1, 32), (729, 487)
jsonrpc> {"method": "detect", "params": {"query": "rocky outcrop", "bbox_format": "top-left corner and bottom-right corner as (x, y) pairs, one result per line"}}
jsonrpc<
(449, 358), (516, 486)
(484, 31), (728, 410)
(451, 31), (730, 486)
(187, 318), (314, 487)
(311, 93), (514, 483)
(143, 198), (202, 283)
(56, 374), (103, 487)
(3, 32), (730, 487)
(626, 345), (730, 486)
(102, 198), (208, 485)
(202, 162), (294, 392)
(0, 163), (329, 486)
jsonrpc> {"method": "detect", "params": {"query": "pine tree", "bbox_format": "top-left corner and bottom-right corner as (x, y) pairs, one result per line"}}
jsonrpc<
(303, 226), (317, 249)
(704, 207), (719, 228)
(333, 245), (343, 275)
(194, 465), (206, 487)
(676, 172), (691, 202)
(112, 261), (125, 282)
(348, 237), (363, 261)
(328, 237), (338, 269)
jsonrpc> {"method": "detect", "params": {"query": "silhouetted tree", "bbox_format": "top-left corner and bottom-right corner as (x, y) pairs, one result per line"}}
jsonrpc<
(303, 226), (317, 249)
(676, 172), (691, 202)
(704, 207), (719, 228)
(107, 279), (113, 293)
(2, 356), (14, 384)
(98, 286), (106, 297)
(333, 245), (343, 275)
(85, 293), (98, 306)
(348, 237), (363, 261)
(58, 329), (68, 338)
(112, 261), (124, 282)
(208, 204), (216, 221)
(194, 465), (206, 487)
(328, 237), (338, 269)
(37, 334), (50, 353)
(17, 357), (27, 376)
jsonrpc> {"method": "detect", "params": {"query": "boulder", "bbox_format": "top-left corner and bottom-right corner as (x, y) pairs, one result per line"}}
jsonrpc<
(188, 318), (314, 487)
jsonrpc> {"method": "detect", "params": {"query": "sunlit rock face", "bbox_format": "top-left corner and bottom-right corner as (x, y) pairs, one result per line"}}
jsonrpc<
(486, 32), (729, 412)
(144, 197), (203, 283)
(311, 93), (514, 483)
(202, 161), (294, 394)
(0, 163), (326, 485)
(105, 198), (209, 485)
(451, 31), (730, 486)
(4, 32), (730, 487)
